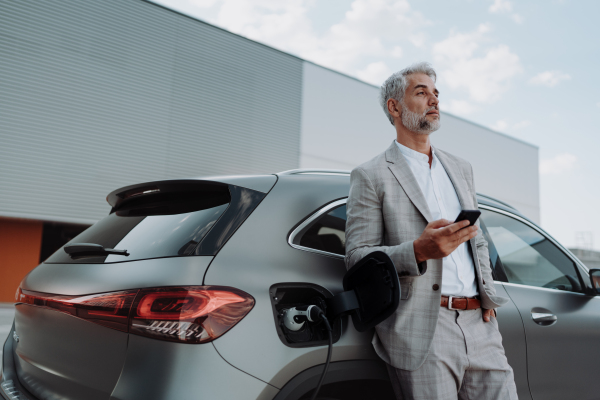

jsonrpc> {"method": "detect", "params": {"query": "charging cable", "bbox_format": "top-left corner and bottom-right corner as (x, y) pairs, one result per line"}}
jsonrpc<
(283, 305), (333, 400)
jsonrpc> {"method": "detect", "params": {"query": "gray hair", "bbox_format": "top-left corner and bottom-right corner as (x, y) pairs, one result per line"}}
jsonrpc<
(379, 62), (437, 125)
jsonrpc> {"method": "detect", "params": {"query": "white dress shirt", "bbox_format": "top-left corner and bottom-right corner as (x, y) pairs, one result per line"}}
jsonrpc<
(395, 140), (478, 297)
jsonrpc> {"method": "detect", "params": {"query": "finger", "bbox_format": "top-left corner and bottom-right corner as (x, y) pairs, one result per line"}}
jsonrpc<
(454, 225), (477, 244)
(428, 219), (452, 229)
(483, 309), (491, 322)
(442, 220), (471, 235)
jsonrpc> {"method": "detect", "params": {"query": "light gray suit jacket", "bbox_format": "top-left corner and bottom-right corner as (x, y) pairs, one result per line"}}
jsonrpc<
(345, 141), (508, 371)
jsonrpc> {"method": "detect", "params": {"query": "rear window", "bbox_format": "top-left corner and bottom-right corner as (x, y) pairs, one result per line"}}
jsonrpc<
(46, 184), (231, 264)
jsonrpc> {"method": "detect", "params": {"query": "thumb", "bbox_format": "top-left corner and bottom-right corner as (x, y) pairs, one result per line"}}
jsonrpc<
(428, 219), (452, 229)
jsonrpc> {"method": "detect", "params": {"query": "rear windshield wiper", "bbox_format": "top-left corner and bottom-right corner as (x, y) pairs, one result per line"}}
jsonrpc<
(64, 243), (130, 258)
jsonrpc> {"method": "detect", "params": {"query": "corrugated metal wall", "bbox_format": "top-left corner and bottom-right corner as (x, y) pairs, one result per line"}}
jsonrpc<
(0, 0), (303, 223)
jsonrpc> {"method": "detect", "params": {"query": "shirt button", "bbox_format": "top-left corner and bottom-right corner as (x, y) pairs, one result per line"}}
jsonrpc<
(432, 284), (439, 291)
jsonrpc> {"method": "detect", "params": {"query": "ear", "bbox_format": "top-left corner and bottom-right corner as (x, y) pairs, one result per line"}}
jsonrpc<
(387, 98), (401, 120)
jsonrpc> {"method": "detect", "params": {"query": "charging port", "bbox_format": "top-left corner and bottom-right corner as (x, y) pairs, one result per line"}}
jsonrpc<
(269, 283), (342, 348)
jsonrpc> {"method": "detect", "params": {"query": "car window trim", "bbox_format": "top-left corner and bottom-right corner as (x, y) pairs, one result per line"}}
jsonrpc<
(480, 204), (590, 292)
(479, 205), (588, 271)
(501, 281), (590, 297)
(288, 198), (347, 259)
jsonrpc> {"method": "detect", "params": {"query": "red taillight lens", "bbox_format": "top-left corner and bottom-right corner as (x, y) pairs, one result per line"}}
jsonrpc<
(15, 288), (137, 332)
(15, 286), (254, 343)
(130, 286), (254, 343)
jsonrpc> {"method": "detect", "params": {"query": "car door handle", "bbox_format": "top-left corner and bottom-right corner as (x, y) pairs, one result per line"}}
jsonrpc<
(531, 312), (557, 325)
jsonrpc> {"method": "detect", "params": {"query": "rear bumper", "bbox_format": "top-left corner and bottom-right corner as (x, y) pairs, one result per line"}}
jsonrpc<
(1, 322), (35, 400)
(110, 335), (279, 400)
(1, 322), (279, 400)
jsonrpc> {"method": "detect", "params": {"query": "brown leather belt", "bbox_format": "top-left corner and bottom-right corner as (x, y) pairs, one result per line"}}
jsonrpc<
(440, 295), (481, 310)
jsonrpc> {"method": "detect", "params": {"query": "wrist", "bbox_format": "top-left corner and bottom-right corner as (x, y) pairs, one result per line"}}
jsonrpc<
(413, 239), (427, 264)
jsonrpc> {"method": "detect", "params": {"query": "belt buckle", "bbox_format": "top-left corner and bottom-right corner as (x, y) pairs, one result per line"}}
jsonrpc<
(447, 296), (458, 310)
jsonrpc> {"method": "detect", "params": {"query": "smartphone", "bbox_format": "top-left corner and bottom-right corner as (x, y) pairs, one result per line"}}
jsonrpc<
(454, 209), (481, 227)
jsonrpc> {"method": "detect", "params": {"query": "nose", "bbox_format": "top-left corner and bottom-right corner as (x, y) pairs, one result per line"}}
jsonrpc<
(429, 94), (439, 107)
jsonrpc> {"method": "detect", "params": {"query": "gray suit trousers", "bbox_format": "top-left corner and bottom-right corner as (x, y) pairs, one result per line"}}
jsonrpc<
(386, 307), (518, 400)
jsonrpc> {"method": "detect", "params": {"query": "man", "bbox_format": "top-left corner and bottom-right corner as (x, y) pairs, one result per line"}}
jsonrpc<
(344, 62), (518, 400)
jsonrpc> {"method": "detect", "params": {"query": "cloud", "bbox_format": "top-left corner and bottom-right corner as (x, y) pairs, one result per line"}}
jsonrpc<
(489, 0), (523, 24)
(491, 120), (508, 131)
(490, 119), (531, 132)
(189, 0), (429, 76)
(489, 0), (512, 13)
(540, 153), (577, 175)
(440, 99), (477, 116)
(391, 46), (403, 58)
(511, 14), (524, 24)
(512, 120), (531, 130)
(356, 62), (392, 85)
(189, 0), (219, 7)
(529, 70), (571, 87)
(432, 24), (522, 103)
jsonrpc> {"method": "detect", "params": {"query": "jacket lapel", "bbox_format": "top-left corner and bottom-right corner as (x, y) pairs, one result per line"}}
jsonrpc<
(433, 146), (472, 209)
(385, 141), (433, 223)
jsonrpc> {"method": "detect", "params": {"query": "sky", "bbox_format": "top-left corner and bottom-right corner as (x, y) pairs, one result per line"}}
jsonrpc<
(153, 0), (600, 251)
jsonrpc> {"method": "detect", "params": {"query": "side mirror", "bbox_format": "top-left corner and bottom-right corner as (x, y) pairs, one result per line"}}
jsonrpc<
(326, 251), (400, 332)
(589, 269), (600, 295)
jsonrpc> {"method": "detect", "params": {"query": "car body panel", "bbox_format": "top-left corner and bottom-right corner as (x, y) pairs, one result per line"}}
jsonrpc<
(109, 336), (279, 400)
(204, 176), (512, 386)
(21, 256), (214, 295)
(206, 174), (384, 387)
(13, 305), (128, 400)
(492, 283), (531, 400)
(503, 283), (600, 400)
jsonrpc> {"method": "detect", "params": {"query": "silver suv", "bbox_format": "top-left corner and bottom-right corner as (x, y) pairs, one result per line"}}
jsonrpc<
(2, 170), (600, 400)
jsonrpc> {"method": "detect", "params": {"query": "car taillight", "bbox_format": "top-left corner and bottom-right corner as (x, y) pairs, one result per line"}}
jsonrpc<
(130, 286), (254, 344)
(15, 288), (137, 331)
(15, 286), (254, 343)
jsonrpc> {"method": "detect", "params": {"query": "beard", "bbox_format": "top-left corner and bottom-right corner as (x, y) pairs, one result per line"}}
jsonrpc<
(400, 103), (441, 135)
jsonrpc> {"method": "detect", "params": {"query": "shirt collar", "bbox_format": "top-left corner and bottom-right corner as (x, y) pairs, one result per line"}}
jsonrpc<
(395, 140), (434, 166)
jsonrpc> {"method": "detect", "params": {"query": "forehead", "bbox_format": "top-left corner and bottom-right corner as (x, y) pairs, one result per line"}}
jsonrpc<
(406, 73), (436, 91)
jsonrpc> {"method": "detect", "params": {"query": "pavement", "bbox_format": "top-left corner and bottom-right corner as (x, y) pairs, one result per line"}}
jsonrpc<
(0, 303), (15, 360)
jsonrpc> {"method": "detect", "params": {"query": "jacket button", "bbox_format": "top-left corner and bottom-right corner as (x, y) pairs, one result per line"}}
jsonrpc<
(483, 279), (486, 285)
(432, 284), (439, 291)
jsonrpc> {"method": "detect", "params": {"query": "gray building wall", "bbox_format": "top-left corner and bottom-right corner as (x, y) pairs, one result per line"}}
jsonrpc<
(300, 62), (540, 223)
(0, 0), (302, 223)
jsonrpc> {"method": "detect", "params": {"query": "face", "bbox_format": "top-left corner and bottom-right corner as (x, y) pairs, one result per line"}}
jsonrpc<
(393, 73), (440, 134)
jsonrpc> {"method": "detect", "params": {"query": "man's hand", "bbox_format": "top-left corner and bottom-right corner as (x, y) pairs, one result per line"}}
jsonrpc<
(413, 219), (478, 264)
(483, 308), (496, 322)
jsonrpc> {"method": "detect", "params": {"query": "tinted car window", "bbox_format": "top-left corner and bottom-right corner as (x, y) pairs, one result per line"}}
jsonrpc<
(46, 187), (230, 264)
(481, 209), (581, 292)
(295, 204), (347, 256)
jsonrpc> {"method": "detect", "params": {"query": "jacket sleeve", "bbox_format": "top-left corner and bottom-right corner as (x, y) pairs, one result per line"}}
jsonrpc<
(344, 167), (426, 276)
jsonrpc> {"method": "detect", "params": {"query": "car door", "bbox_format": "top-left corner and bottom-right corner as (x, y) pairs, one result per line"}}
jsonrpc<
(480, 205), (600, 400)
